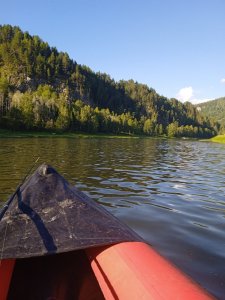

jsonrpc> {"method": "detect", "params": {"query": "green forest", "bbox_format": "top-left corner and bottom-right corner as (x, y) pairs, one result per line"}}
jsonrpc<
(0, 25), (219, 138)
(196, 98), (225, 134)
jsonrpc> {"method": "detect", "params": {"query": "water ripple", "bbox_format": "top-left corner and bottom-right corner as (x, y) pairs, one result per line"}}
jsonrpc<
(0, 138), (225, 298)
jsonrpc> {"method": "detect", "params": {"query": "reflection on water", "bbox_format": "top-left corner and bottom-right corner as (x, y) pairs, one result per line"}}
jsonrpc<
(0, 137), (225, 298)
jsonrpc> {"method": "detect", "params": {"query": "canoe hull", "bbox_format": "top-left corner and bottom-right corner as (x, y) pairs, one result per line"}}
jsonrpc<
(0, 259), (15, 300)
(0, 242), (213, 300)
(0, 165), (214, 299)
(87, 241), (213, 300)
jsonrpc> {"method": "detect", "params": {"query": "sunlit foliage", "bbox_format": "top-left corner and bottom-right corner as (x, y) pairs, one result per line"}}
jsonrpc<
(0, 25), (217, 138)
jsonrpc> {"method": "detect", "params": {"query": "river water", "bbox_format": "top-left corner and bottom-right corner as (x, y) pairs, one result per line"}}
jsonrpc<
(0, 137), (225, 298)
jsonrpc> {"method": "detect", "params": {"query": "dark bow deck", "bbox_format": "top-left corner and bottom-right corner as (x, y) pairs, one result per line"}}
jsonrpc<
(0, 164), (140, 260)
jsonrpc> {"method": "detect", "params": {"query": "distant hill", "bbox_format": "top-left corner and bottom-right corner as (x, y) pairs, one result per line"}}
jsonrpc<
(196, 98), (225, 133)
(0, 25), (217, 137)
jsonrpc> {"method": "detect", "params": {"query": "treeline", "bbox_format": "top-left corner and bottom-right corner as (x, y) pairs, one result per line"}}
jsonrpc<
(0, 25), (218, 138)
(0, 85), (214, 138)
(196, 98), (225, 134)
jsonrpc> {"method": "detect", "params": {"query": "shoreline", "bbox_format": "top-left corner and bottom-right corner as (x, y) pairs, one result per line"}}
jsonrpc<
(210, 135), (225, 144)
(1, 129), (219, 142)
(0, 129), (145, 139)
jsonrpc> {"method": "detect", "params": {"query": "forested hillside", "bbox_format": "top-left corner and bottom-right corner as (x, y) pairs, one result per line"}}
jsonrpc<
(197, 98), (225, 134)
(0, 25), (217, 137)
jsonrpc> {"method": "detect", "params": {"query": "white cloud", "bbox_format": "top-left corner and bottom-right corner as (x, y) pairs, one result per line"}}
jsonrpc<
(177, 86), (193, 102)
(176, 87), (213, 104)
(220, 78), (225, 84)
(190, 98), (213, 105)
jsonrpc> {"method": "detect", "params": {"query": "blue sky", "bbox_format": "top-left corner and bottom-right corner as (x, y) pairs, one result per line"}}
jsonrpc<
(1, 0), (225, 103)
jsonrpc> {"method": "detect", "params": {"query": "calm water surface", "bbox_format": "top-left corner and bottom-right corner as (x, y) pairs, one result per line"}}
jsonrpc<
(0, 137), (225, 299)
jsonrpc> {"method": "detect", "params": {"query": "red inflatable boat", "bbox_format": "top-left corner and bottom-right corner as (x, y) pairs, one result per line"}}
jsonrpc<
(0, 164), (213, 299)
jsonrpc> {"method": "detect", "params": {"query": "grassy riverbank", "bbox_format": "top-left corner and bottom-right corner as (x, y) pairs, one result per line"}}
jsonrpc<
(0, 129), (143, 139)
(0, 129), (212, 141)
(210, 135), (225, 144)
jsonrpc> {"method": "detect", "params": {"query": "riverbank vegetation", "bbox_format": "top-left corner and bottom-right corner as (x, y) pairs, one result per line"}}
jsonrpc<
(210, 135), (225, 144)
(0, 25), (218, 138)
(0, 129), (142, 139)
